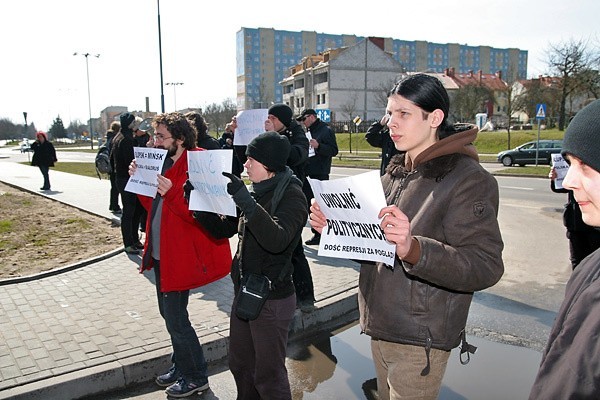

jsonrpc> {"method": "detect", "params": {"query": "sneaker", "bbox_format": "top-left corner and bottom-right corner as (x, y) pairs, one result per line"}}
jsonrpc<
(155, 365), (181, 387)
(298, 299), (316, 313)
(134, 241), (144, 249)
(124, 245), (139, 255)
(305, 234), (321, 246)
(110, 207), (122, 213)
(165, 378), (209, 398)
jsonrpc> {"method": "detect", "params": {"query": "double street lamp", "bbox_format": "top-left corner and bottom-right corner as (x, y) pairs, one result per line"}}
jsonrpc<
(165, 82), (184, 111)
(73, 52), (100, 149)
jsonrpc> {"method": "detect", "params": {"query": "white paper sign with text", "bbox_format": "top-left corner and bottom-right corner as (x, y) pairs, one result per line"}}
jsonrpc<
(187, 149), (236, 216)
(551, 153), (569, 190)
(308, 170), (396, 266)
(234, 109), (269, 146)
(125, 147), (168, 197)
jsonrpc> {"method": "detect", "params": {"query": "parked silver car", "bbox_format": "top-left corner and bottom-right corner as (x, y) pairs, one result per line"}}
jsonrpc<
(497, 139), (563, 166)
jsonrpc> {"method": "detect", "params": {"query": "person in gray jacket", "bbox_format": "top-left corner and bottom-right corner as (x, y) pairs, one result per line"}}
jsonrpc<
(529, 99), (600, 399)
(309, 74), (504, 399)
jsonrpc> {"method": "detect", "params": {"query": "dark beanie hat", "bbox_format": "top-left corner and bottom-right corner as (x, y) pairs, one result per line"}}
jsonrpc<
(120, 112), (136, 133)
(246, 131), (290, 172)
(268, 104), (293, 127)
(562, 99), (600, 172)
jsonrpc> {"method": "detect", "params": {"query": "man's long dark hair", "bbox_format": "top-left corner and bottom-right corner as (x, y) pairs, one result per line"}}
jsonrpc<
(389, 74), (452, 139)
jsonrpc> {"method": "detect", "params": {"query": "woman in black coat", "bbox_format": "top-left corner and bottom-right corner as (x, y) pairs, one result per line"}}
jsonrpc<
(189, 132), (307, 400)
(30, 131), (57, 191)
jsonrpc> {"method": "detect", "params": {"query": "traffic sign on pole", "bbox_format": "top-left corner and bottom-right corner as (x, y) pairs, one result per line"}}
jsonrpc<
(536, 103), (546, 120)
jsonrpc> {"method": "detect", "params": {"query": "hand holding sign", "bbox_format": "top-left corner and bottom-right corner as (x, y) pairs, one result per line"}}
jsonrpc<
(378, 205), (412, 259)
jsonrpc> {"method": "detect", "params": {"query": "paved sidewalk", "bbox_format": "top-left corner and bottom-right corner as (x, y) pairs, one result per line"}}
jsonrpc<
(0, 161), (360, 399)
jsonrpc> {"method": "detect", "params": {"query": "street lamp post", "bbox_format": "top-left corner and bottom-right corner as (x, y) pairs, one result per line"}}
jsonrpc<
(73, 52), (100, 149)
(165, 82), (184, 111)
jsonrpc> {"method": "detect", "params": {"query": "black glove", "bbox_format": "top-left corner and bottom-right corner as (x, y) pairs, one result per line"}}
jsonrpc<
(222, 172), (244, 195)
(222, 172), (256, 217)
(183, 179), (194, 203)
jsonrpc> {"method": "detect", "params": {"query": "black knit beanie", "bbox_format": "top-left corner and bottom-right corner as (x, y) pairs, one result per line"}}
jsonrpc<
(246, 131), (290, 172)
(120, 112), (136, 134)
(562, 99), (600, 172)
(268, 104), (293, 127)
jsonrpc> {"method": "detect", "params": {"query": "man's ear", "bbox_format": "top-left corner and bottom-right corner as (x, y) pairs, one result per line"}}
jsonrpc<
(430, 109), (445, 128)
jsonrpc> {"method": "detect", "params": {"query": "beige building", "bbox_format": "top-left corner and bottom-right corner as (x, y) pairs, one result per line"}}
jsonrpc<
(280, 38), (404, 121)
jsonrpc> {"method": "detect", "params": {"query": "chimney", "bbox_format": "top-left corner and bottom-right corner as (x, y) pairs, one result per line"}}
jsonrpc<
(145, 97), (149, 112)
(478, 70), (483, 83)
(495, 70), (502, 80)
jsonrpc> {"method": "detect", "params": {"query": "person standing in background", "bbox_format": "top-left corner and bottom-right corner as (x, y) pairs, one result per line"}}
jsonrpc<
(265, 104), (316, 312)
(113, 112), (145, 254)
(106, 121), (121, 213)
(30, 131), (57, 191)
(219, 116), (245, 178)
(134, 123), (151, 234)
(185, 111), (220, 150)
(296, 108), (338, 246)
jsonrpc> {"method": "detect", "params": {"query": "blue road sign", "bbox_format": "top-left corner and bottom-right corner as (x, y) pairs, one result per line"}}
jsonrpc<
(536, 103), (546, 120)
(316, 109), (331, 122)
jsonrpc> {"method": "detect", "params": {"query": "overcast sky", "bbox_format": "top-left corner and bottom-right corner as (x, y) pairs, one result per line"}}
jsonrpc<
(1, 0), (597, 130)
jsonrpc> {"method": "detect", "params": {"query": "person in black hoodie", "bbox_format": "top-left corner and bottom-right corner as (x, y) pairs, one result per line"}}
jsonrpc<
(30, 131), (57, 191)
(112, 112), (144, 254)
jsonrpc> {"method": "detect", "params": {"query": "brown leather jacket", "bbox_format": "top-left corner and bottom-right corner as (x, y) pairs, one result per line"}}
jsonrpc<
(358, 124), (504, 355)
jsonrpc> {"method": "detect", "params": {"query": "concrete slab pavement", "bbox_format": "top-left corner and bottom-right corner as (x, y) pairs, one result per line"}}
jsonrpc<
(0, 161), (360, 399)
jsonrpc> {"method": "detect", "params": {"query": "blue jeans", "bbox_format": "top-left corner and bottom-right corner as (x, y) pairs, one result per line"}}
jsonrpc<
(153, 260), (208, 384)
(39, 165), (50, 189)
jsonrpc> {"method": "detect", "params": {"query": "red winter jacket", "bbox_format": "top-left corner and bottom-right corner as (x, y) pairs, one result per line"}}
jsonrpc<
(138, 148), (232, 292)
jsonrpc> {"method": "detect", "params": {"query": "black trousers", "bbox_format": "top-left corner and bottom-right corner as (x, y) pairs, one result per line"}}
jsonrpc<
(116, 176), (143, 247)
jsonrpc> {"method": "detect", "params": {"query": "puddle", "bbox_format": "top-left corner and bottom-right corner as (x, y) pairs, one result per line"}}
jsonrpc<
(286, 321), (542, 399)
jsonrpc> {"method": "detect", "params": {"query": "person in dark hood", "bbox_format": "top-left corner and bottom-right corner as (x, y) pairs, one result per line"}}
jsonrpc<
(309, 74), (504, 399)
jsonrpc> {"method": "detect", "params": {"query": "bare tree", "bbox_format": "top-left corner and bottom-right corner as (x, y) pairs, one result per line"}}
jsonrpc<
(204, 98), (237, 136)
(451, 85), (493, 123)
(340, 93), (358, 124)
(546, 38), (599, 130)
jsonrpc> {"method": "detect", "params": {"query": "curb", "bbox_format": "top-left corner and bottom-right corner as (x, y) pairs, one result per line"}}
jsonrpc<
(0, 289), (359, 400)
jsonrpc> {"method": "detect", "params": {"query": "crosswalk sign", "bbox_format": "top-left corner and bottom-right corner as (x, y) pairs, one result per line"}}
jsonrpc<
(536, 103), (546, 120)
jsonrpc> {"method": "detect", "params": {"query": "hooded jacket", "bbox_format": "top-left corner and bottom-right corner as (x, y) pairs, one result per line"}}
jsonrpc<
(138, 148), (232, 292)
(359, 124), (504, 356)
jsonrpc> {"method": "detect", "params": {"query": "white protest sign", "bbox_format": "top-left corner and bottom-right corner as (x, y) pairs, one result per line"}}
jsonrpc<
(308, 170), (396, 266)
(551, 153), (569, 190)
(187, 149), (237, 216)
(233, 109), (269, 146)
(125, 147), (168, 197)
(306, 131), (316, 157)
